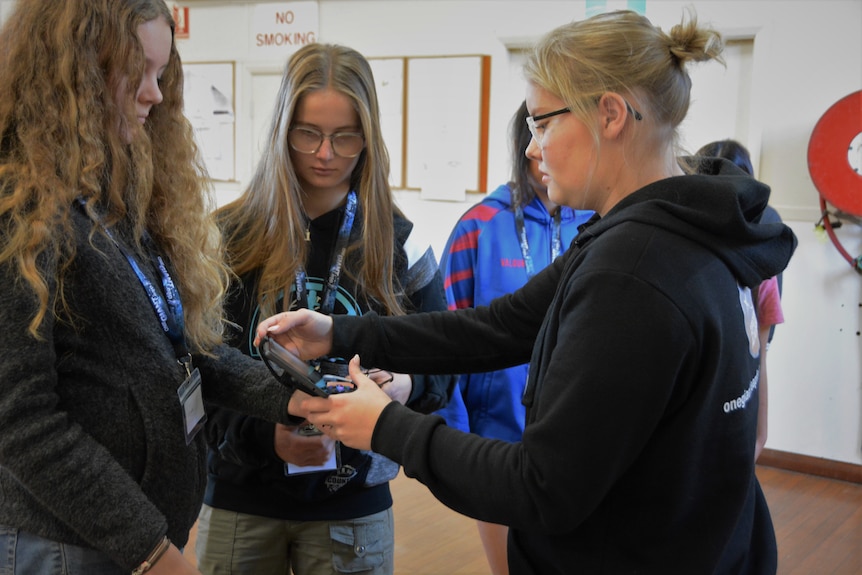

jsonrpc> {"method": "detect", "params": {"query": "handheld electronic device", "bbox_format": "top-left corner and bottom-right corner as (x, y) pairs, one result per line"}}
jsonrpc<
(259, 336), (352, 397)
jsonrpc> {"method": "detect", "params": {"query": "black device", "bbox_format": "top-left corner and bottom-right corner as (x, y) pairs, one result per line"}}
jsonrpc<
(259, 336), (352, 397)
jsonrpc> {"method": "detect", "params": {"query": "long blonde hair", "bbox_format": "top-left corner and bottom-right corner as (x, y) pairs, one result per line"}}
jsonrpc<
(217, 43), (405, 318)
(0, 0), (230, 351)
(524, 9), (724, 152)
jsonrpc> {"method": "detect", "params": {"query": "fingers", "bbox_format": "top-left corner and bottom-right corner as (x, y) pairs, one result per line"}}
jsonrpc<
(302, 390), (338, 432)
(299, 355), (363, 426)
(301, 354), (385, 451)
(253, 310), (334, 361)
(287, 389), (315, 419)
(347, 354), (374, 387)
(253, 312), (290, 347)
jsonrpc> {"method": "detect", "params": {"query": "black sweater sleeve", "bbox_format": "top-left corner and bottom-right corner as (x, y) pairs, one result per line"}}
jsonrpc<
(367, 268), (696, 533)
(330, 244), (568, 375)
(401, 253), (457, 413)
(196, 345), (301, 469)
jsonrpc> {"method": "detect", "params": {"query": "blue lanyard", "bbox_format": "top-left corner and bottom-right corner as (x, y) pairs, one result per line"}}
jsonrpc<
(515, 203), (562, 279)
(76, 199), (190, 367)
(294, 190), (357, 315)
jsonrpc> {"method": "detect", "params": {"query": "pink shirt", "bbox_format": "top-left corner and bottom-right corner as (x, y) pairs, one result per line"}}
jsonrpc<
(756, 276), (784, 328)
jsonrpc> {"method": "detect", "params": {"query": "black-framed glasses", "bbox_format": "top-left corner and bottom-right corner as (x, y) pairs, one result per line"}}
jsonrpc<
(526, 107), (570, 145)
(526, 99), (644, 146)
(590, 97), (643, 121)
(288, 126), (365, 158)
(623, 100), (644, 121)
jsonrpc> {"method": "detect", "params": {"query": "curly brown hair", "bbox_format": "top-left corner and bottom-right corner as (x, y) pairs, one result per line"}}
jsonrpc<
(0, 0), (229, 351)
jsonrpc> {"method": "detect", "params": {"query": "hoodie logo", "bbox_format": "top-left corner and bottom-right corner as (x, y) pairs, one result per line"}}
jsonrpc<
(247, 278), (362, 358)
(738, 284), (760, 358)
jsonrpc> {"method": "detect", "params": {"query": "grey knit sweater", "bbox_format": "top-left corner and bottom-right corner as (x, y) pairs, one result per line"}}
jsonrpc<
(0, 206), (293, 571)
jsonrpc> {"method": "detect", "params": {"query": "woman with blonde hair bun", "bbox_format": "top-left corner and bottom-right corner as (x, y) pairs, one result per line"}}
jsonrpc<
(258, 10), (796, 574)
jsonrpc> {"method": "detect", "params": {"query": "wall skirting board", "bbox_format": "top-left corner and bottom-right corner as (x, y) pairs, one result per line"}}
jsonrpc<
(759, 449), (862, 484)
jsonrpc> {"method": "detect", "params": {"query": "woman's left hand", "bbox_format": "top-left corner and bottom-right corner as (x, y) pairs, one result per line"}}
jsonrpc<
(365, 368), (412, 405)
(303, 355), (393, 451)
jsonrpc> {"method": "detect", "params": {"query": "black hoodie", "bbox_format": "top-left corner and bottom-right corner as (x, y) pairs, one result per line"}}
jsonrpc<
(331, 159), (796, 574)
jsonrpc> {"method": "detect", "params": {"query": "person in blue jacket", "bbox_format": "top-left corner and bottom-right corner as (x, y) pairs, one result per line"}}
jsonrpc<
(434, 101), (592, 574)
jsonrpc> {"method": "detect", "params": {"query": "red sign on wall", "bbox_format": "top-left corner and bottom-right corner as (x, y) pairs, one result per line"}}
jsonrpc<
(173, 5), (190, 40)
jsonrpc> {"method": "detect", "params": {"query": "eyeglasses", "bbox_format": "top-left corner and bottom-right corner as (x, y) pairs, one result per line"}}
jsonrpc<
(526, 107), (570, 146)
(526, 99), (644, 147)
(624, 101), (644, 122)
(288, 126), (365, 158)
(363, 368), (394, 386)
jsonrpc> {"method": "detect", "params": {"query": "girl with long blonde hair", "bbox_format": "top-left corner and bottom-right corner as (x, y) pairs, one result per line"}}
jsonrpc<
(196, 43), (455, 575)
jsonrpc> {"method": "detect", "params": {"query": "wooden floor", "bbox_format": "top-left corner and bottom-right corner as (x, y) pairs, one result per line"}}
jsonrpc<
(757, 466), (862, 575)
(187, 465), (862, 574)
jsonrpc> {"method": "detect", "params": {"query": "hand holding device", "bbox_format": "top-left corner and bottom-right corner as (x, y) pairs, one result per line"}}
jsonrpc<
(254, 309), (335, 361)
(303, 355), (392, 452)
(260, 336), (353, 397)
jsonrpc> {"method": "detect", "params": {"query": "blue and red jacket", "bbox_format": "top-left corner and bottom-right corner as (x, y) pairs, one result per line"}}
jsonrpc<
(435, 183), (593, 440)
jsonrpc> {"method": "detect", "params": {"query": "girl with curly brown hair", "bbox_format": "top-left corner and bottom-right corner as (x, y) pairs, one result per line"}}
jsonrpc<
(0, 2), (297, 573)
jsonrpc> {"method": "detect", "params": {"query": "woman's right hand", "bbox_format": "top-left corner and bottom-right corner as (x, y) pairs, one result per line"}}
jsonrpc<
(304, 355), (393, 452)
(274, 423), (336, 466)
(255, 309), (334, 361)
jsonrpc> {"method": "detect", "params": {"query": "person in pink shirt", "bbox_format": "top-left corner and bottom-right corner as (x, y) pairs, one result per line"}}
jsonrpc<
(753, 274), (784, 460)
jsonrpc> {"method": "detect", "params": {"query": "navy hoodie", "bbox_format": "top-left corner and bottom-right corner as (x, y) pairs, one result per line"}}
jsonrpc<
(329, 159), (796, 574)
(203, 205), (455, 522)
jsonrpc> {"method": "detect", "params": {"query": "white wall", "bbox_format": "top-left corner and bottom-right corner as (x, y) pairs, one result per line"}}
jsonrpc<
(0, 1), (12, 24)
(3, 0), (860, 466)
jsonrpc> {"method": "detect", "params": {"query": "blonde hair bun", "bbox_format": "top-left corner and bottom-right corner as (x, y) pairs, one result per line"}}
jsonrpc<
(667, 11), (725, 66)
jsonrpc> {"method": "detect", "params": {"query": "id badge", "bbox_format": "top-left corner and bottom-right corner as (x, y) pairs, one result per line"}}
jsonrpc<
(177, 367), (206, 445)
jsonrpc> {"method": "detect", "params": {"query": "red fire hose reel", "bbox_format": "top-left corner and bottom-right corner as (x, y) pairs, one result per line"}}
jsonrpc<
(807, 90), (862, 273)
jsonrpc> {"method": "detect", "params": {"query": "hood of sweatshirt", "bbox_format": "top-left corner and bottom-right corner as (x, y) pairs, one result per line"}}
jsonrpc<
(573, 158), (797, 288)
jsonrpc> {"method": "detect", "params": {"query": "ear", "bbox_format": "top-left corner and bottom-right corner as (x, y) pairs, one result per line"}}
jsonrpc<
(597, 93), (629, 139)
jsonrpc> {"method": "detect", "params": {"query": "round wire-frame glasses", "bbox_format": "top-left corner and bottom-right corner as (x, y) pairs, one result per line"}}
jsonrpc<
(288, 126), (365, 158)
